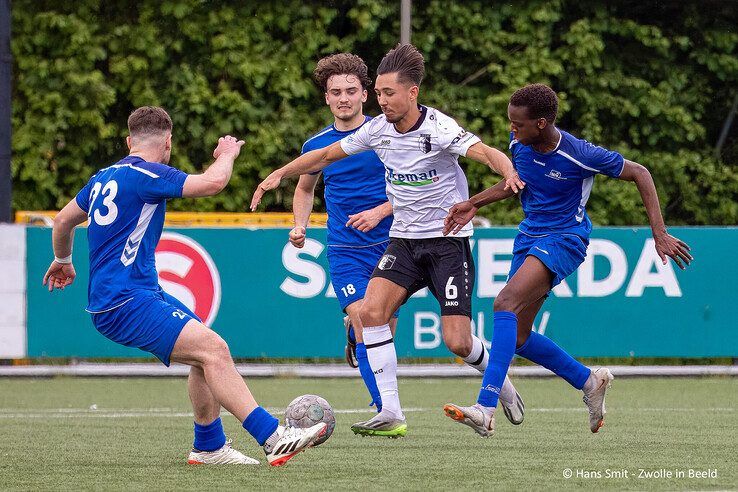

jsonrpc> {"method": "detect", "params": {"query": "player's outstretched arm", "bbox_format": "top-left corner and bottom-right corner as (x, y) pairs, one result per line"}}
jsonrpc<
(346, 201), (392, 233)
(290, 173), (321, 248)
(464, 142), (525, 193)
(443, 180), (516, 235)
(43, 199), (88, 292)
(618, 159), (693, 269)
(250, 141), (348, 211)
(183, 136), (245, 198)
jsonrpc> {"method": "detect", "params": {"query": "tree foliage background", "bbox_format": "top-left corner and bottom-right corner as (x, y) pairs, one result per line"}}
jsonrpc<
(11, 0), (738, 225)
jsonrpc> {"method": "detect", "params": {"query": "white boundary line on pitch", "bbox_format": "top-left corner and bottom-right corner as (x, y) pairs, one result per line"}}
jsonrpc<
(1, 364), (736, 377)
(0, 407), (733, 419)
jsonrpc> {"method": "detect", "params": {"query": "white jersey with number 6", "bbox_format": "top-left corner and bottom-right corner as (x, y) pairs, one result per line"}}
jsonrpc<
(340, 105), (480, 239)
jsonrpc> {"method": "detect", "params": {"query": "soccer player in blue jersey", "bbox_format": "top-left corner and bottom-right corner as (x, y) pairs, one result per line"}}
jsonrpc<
(42, 107), (326, 466)
(289, 53), (393, 410)
(443, 84), (693, 437)
(252, 44), (527, 438)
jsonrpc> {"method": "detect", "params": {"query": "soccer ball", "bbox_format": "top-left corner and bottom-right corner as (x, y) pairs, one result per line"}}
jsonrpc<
(284, 394), (335, 446)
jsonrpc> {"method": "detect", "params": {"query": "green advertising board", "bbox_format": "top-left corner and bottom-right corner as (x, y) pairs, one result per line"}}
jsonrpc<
(25, 227), (737, 359)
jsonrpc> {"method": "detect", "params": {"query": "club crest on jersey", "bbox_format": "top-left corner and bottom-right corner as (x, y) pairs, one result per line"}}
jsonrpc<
(418, 134), (432, 153)
(545, 169), (567, 180)
(378, 254), (396, 271)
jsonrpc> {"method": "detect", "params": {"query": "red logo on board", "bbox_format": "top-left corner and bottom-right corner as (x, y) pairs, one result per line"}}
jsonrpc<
(155, 232), (221, 326)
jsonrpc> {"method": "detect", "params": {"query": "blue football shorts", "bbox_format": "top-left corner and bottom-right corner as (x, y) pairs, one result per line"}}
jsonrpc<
(327, 240), (398, 316)
(508, 232), (588, 288)
(90, 288), (200, 366)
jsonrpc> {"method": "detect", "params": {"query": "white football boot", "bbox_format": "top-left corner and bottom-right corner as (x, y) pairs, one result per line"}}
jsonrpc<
(263, 423), (327, 467)
(187, 439), (260, 465)
(350, 410), (407, 438)
(443, 403), (495, 437)
(582, 367), (614, 433)
(499, 376), (525, 425)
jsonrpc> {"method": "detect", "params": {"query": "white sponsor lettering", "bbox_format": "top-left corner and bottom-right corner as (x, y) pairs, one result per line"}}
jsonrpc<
(552, 279), (574, 297)
(278, 236), (682, 300)
(477, 239), (514, 297)
(578, 239), (628, 297)
(414, 312), (442, 349)
(625, 239), (682, 297)
(280, 239), (326, 298)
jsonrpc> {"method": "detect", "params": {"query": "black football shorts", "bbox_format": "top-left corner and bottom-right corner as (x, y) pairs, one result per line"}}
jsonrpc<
(371, 237), (474, 317)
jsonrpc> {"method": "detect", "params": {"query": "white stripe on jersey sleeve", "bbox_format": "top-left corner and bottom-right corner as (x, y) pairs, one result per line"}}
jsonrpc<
(301, 127), (334, 153)
(109, 163), (160, 178)
(556, 150), (599, 173)
(120, 203), (159, 266)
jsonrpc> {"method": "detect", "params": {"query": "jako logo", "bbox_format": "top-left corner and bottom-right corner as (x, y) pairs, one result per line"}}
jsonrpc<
(155, 232), (221, 326)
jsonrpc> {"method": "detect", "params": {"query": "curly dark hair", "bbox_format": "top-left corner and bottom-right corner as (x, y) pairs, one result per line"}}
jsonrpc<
(313, 53), (372, 92)
(376, 43), (425, 86)
(509, 83), (558, 123)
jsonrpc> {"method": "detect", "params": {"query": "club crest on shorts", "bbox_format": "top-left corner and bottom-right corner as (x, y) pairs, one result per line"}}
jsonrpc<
(378, 254), (396, 270)
(418, 134), (432, 153)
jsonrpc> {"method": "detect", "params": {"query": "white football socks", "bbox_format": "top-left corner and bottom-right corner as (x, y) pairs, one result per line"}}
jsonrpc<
(464, 336), (516, 405)
(463, 336), (489, 372)
(363, 323), (403, 420)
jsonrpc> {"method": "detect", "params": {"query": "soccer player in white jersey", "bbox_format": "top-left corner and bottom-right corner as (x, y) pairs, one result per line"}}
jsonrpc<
(443, 84), (692, 437)
(251, 44), (527, 438)
(43, 107), (326, 466)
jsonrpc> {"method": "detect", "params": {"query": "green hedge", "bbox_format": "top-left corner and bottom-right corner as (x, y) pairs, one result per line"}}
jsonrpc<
(11, 0), (738, 225)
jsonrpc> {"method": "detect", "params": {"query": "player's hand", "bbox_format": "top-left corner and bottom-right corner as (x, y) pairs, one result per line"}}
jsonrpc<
(213, 135), (245, 159)
(346, 206), (384, 232)
(443, 200), (477, 236)
(250, 170), (283, 211)
(503, 173), (525, 194)
(42, 261), (76, 292)
(653, 232), (692, 270)
(289, 226), (306, 248)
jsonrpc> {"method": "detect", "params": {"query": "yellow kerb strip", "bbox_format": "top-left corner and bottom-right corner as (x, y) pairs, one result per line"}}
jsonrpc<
(15, 211), (328, 228)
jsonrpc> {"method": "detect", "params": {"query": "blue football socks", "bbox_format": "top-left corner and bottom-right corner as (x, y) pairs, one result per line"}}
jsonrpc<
(516, 330), (590, 389)
(477, 311), (517, 408)
(356, 342), (383, 411)
(242, 406), (279, 446)
(193, 416), (226, 452)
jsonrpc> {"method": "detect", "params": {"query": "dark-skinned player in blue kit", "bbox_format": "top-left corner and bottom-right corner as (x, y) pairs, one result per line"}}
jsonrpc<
(443, 84), (692, 437)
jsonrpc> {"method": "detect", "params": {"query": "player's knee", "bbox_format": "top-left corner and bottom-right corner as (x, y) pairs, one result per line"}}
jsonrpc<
(201, 332), (232, 367)
(359, 303), (388, 327)
(444, 333), (472, 357)
(493, 289), (522, 313)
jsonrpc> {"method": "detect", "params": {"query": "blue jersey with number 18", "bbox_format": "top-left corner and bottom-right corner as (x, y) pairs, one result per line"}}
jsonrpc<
(74, 155), (188, 313)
